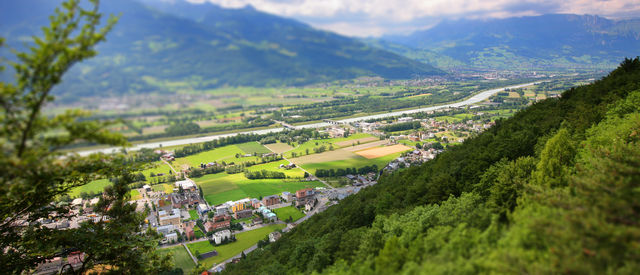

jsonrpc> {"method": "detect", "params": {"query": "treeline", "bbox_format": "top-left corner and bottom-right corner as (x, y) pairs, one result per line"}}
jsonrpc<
(126, 117), (274, 142)
(379, 121), (421, 132)
(222, 58), (640, 275)
(244, 170), (286, 179)
(315, 165), (378, 177)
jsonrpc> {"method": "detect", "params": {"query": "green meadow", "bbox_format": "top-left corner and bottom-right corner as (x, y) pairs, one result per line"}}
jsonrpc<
(236, 141), (271, 155)
(159, 245), (196, 274)
(193, 173), (324, 205)
(189, 224), (286, 268)
(273, 206), (305, 222)
(300, 152), (403, 174)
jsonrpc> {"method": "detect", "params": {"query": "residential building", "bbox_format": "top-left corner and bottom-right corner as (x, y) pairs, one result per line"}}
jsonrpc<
(296, 188), (314, 200)
(262, 195), (281, 207)
(174, 179), (196, 191)
(159, 209), (181, 226)
(250, 198), (261, 208)
(197, 203), (209, 215)
(184, 224), (195, 240)
(170, 191), (203, 209)
(212, 229), (231, 245)
(156, 224), (175, 236)
(234, 209), (253, 219)
(281, 192), (293, 202)
(164, 232), (178, 243)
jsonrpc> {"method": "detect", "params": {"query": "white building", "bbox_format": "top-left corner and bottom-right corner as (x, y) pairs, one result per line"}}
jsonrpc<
(213, 229), (231, 245)
(174, 179), (196, 191)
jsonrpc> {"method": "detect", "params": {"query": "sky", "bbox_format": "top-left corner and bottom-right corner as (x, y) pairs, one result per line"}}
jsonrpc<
(182, 0), (640, 37)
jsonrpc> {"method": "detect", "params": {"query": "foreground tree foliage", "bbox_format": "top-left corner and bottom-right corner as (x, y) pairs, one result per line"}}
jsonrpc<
(224, 58), (640, 274)
(0, 0), (171, 273)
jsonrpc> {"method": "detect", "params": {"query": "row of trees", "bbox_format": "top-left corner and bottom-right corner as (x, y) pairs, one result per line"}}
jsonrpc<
(315, 165), (379, 177)
(244, 170), (286, 179)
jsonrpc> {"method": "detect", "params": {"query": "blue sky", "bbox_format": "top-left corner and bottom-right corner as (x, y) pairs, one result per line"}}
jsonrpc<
(181, 0), (640, 37)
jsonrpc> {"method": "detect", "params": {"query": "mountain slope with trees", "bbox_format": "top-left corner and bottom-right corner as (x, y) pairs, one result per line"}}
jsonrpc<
(0, 0), (442, 101)
(223, 58), (640, 274)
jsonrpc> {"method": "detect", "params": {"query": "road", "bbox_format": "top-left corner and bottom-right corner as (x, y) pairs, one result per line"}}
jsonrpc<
(75, 81), (539, 156)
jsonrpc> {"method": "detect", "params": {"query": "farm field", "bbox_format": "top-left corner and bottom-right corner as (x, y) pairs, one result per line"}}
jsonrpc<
(140, 162), (172, 178)
(273, 206), (305, 222)
(288, 149), (357, 165)
(194, 173), (324, 205)
(300, 152), (404, 174)
(264, 142), (294, 154)
(245, 160), (305, 178)
(236, 141), (270, 155)
(68, 179), (111, 197)
(159, 245), (196, 274)
(355, 144), (412, 159)
(196, 224), (286, 268)
(171, 144), (259, 169)
(129, 189), (142, 200)
(341, 140), (389, 152)
(333, 136), (378, 147)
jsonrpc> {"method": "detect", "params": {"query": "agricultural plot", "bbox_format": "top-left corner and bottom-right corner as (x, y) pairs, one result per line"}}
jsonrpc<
(245, 160), (305, 178)
(327, 133), (375, 146)
(288, 149), (357, 165)
(285, 139), (333, 158)
(68, 179), (111, 198)
(264, 142), (294, 154)
(273, 206), (305, 222)
(197, 224), (286, 268)
(341, 140), (389, 152)
(193, 173), (324, 205)
(236, 141), (270, 155)
(355, 144), (412, 159)
(171, 144), (258, 169)
(140, 162), (172, 178)
(333, 136), (379, 147)
(129, 189), (142, 200)
(300, 152), (403, 174)
(159, 246), (196, 274)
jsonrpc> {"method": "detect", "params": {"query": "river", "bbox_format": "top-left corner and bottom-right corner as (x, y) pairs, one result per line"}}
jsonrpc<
(76, 81), (538, 156)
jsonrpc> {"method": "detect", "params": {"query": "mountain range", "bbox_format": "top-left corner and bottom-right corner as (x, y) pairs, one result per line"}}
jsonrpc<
(375, 14), (640, 70)
(0, 0), (441, 100)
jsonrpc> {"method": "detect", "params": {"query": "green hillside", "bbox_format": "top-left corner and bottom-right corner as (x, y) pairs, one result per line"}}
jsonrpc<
(222, 58), (640, 274)
(0, 0), (443, 101)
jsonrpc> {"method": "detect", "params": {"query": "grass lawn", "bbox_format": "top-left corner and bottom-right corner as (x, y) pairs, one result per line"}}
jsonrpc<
(273, 206), (305, 222)
(69, 179), (111, 198)
(194, 227), (205, 239)
(151, 183), (174, 194)
(187, 240), (216, 256)
(140, 162), (172, 179)
(236, 141), (271, 155)
(159, 246), (196, 274)
(189, 209), (199, 220)
(129, 189), (142, 200)
(194, 173), (324, 205)
(245, 160), (305, 178)
(197, 224), (286, 268)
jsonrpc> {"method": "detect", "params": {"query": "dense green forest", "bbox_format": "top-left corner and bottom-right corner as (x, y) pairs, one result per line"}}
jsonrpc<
(222, 58), (640, 274)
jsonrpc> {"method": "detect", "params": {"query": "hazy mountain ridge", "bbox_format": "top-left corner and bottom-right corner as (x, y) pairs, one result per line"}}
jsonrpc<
(0, 0), (442, 100)
(375, 14), (640, 70)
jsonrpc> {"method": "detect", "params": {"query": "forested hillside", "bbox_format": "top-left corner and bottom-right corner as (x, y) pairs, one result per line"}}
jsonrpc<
(0, 0), (441, 101)
(222, 58), (640, 274)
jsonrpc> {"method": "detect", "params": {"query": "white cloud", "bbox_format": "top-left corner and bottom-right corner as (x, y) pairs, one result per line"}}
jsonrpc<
(186, 0), (640, 36)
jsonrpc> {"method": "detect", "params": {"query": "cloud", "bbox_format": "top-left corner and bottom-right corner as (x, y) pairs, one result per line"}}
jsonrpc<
(186, 0), (640, 36)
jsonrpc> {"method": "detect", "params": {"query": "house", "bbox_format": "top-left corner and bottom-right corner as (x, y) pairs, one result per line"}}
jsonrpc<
(170, 191), (203, 209)
(305, 200), (316, 212)
(71, 198), (83, 208)
(250, 198), (261, 208)
(184, 225), (195, 240)
(269, 231), (282, 242)
(205, 215), (231, 232)
(265, 212), (277, 222)
(89, 197), (100, 206)
(281, 192), (293, 202)
(296, 188), (314, 200)
(174, 179), (197, 191)
(142, 185), (152, 192)
(156, 224), (175, 236)
(327, 127), (345, 138)
(234, 209), (253, 219)
(197, 203), (209, 215)
(159, 209), (181, 226)
(252, 217), (263, 225)
(164, 232), (178, 243)
(215, 205), (228, 215)
(262, 195), (281, 207)
(231, 198), (251, 213)
(212, 229), (231, 245)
